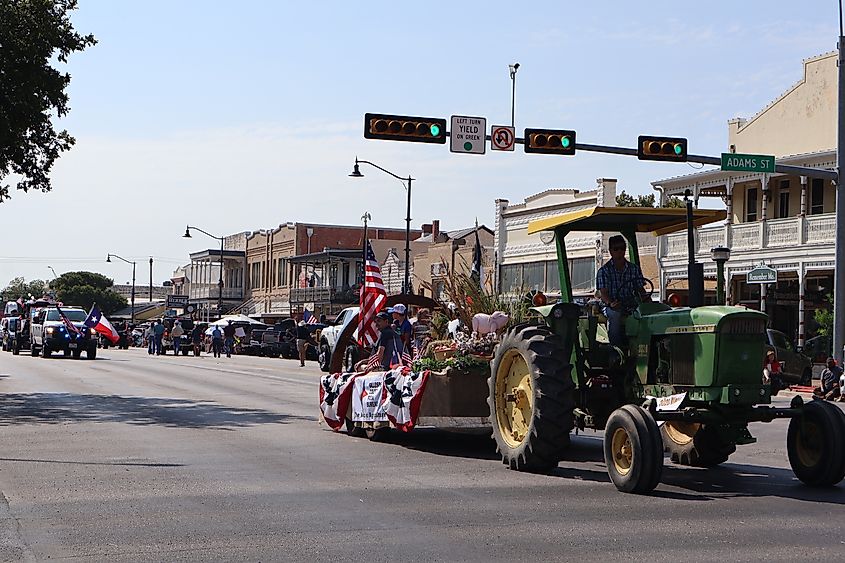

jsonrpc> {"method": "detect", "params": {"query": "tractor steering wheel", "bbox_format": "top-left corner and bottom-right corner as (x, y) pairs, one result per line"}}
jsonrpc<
(618, 276), (655, 308)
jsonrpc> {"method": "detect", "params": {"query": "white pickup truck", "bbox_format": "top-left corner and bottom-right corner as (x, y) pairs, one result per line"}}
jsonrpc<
(317, 306), (359, 372)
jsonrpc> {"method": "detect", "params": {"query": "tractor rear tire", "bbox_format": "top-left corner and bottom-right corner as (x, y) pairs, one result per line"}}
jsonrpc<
(661, 422), (736, 467)
(488, 325), (574, 473)
(787, 400), (845, 486)
(604, 405), (663, 494)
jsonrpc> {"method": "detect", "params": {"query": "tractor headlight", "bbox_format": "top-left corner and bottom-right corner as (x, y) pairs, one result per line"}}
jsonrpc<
(45, 327), (55, 334)
(89, 328), (97, 336)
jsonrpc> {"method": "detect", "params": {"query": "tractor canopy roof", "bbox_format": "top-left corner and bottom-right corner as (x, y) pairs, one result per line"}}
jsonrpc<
(527, 206), (726, 237)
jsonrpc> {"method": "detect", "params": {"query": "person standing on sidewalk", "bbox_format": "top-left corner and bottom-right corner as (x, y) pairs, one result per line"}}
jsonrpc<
(211, 325), (223, 358)
(146, 323), (155, 355)
(191, 324), (203, 357)
(153, 320), (165, 356)
(296, 320), (312, 367)
(223, 320), (236, 358)
(171, 321), (184, 356)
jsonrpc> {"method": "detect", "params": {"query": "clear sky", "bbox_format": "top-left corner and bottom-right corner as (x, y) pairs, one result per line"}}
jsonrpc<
(0, 0), (837, 287)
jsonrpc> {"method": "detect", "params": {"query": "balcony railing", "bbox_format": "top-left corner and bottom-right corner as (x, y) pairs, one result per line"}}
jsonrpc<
(190, 286), (244, 300)
(289, 286), (358, 304)
(660, 213), (835, 262)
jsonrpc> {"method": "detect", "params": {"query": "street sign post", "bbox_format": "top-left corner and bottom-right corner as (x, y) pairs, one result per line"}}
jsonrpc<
(721, 153), (776, 173)
(746, 265), (777, 284)
(450, 115), (486, 154)
(491, 125), (515, 151)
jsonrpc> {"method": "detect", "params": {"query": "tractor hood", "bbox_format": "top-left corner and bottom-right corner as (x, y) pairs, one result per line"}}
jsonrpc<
(637, 305), (767, 336)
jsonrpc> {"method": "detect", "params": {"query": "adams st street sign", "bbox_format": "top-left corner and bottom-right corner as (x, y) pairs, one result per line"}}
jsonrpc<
(721, 153), (775, 173)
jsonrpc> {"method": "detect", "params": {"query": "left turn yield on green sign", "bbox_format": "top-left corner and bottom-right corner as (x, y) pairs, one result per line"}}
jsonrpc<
(450, 115), (486, 154)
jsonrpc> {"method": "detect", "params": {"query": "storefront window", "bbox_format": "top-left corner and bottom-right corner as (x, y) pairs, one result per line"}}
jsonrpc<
(570, 258), (596, 293)
(523, 262), (545, 291)
(500, 264), (522, 292)
(545, 261), (560, 293)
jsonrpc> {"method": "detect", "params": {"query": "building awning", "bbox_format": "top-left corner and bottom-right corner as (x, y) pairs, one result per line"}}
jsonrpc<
(288, 249), (361, 263)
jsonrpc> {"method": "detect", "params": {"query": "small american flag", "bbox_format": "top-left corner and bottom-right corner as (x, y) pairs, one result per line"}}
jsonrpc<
(401, 348), (412, 367)
(304, 309), (318, 324)
(366, 352), (381, 370)
(358, 240), (386, 347)
(56, 305), (81, 335)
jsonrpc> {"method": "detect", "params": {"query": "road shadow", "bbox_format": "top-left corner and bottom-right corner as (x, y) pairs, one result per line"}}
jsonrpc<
(0, 392), (315, 429)
(376, 429), (845, 505)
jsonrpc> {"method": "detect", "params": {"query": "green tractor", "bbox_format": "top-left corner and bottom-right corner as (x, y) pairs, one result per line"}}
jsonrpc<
(488, 206), (845, 493)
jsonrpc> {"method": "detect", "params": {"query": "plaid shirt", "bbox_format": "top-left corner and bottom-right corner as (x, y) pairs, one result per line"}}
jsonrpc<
(596, 259), (644, 312)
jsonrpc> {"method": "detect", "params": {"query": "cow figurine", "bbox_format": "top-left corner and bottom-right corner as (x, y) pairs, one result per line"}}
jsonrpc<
(472, 311), (510, 336)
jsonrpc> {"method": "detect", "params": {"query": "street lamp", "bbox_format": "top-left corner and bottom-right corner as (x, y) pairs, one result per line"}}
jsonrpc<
(710, 246), (731, 306)
(508, 62), (520, 127)
(107, 254), (136, 325)
(184, 225), (224, 318)
(350, 158), (414, 294)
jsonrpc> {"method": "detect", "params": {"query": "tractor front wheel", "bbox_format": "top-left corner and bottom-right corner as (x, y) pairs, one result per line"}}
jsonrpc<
(604, 405), (663, 494)
(488, 325), (574, 473)
(661, 422), (736, 467)
(787, 400), (845, 486)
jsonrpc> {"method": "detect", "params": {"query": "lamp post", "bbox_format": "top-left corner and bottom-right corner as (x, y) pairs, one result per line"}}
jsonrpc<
(107, 254), (136, 325)
(184, 225), (224, 318)
(710, 246), (731, 306)
(508, 62), (520, 127)
(350, 158), (414, 294)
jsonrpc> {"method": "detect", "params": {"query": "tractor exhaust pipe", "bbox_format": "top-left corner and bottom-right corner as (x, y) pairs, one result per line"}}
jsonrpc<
(685, 189), (704, 308)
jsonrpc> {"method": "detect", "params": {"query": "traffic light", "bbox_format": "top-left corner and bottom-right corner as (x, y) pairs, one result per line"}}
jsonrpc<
(637, 135), (688, 162)
(524, 128), (576, 155)
(364, 113), (447, 144)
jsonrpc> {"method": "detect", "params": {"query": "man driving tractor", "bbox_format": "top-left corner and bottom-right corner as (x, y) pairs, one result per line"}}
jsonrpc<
(596, 234), (650, 347)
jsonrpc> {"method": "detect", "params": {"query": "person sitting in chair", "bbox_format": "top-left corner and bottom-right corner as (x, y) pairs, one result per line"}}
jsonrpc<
(596, 235), (649, 348)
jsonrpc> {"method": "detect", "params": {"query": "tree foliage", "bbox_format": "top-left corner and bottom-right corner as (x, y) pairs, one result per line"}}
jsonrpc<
(616, 191), (656, 208)
(0, 0), (97, 201)
(52, 271), (126, 315)
(0, 277), (47, 303)
(616, 190), (686, 208)
(814, 297), (834, 338)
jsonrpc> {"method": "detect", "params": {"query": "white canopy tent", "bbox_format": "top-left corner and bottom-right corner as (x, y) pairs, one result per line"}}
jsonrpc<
(209, 314), (267, 327)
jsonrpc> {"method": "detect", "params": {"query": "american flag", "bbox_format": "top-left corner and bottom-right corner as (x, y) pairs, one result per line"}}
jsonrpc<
(401, 348), (412, 367)
(358, 240), (386, 347)
(366, 352), (381, 370)
(56, 305), (81, 335)
(304, 309), (318, 324)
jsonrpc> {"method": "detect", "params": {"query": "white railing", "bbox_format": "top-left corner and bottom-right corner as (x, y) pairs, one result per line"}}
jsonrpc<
(731, 222), (761, 250)
(190, 286), (244, 300)
(805, 214), (836, 244)
(765, 217), (800, 247)
(661, 213), (835, 262)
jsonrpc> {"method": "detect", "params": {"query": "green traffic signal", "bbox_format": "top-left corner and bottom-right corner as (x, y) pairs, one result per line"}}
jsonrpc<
(674, 143), (682, 155)
(524, 128), (576, 155)
(561, 137), (571, 148)
(364, 113), (447, 144)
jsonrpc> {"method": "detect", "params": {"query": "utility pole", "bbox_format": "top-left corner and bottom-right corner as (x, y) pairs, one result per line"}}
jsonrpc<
(509, 63), (520, 127)
(835, 7), (845, 364)
(149, 257), (153, 304)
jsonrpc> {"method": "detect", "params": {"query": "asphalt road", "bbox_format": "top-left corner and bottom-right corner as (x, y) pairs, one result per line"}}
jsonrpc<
(0, 348), (840, 562)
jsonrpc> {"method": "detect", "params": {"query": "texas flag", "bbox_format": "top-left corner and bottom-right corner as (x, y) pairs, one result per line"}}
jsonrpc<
(84, 304), (120, 344)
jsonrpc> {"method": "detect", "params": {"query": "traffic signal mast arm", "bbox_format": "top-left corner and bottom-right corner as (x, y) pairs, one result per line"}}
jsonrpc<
(471, 132), (836, 180)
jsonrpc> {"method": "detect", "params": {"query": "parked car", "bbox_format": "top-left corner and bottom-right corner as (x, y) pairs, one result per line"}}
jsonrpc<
(318, 307), (359, 372)
(766, 329), (813, 385)
(802, 334), (831, 365)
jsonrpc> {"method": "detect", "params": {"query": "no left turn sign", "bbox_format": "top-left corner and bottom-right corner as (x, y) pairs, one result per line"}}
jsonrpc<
(491, 125), (515, 151)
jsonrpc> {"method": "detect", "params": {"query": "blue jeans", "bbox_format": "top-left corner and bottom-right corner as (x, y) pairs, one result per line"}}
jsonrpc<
(604, 306), (627, 348)
(173, 338), (181, 355)
(154, 335), (163, 355)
